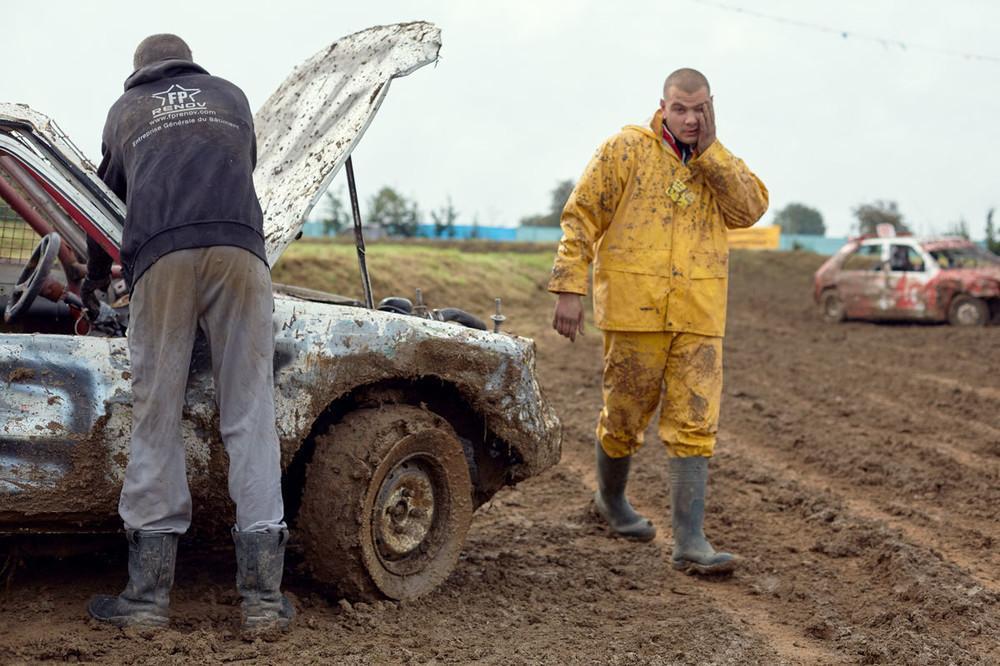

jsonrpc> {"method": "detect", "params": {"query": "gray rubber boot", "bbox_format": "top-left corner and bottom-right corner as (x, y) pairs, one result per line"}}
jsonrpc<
(593, 441), (656, 541)
(233, 528), (295, 631)
(87, 531), (178, 627)
(669, 456), (736, 575)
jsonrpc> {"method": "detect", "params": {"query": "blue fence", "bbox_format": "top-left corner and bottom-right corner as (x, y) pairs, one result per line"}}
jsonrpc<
(414, 224), (517, 241)
(779, 234), (848, 255)
(300, 220), (850, 255)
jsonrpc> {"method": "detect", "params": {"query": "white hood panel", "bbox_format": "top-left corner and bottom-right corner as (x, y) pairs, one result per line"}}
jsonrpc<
(254, 22), (441, 264)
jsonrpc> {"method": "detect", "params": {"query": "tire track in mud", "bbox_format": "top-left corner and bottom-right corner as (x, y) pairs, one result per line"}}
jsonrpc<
(555, 450), (845, 666)
(859, 390), (1000, 476)
(723, 366), (1000, 529)
(732, 340), (1000, 489)
(721, 422), (1000, 594)
(910, 371), (1000, 403)
(723, 343), (1000, 592)
(712, 440), (999, 664)
(725, 320), (1000, 510)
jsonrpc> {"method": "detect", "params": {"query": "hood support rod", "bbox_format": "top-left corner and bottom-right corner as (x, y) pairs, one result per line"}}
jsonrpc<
(346, 155), (374, 309)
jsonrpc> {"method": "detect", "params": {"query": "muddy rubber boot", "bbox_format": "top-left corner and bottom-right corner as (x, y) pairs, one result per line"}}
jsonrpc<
(233, 528), (295, 632)
(87, 531), (178, 627)
(669, 456), (736, 575)
(592, 441), (656, 541)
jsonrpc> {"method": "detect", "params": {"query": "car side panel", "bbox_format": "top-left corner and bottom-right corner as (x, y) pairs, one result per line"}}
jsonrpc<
(0, 298), (561, 531)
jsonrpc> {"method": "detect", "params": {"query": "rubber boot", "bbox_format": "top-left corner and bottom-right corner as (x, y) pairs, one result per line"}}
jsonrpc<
(87, 531), (178, 627)
(669, 456), (736, 575)
(592, 441), (656, 541)
(233, 528), (295, 631)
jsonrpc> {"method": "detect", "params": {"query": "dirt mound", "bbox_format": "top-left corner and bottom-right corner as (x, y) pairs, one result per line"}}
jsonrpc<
(2, 244), (997, 664)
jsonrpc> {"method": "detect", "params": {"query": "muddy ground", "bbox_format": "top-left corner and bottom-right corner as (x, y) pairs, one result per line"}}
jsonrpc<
(1, 248), (998, 665)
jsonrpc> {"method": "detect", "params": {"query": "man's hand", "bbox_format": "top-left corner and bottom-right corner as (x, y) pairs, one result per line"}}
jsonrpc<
(81, 275), (110, 320)
(552, 293), (585, 342)
(697, 96), (716, 154)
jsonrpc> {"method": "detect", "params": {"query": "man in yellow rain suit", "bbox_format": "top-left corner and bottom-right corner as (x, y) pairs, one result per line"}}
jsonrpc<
(549, 68), (768, 575)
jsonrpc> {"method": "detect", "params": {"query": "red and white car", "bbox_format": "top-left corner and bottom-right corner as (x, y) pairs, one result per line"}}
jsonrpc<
(814, 236), (1000, 326)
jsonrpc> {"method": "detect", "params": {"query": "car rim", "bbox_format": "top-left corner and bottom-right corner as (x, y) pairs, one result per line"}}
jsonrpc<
(373, 455), (439, 571)
(956, 302), (981, 325)
(825, 295), (841, 318)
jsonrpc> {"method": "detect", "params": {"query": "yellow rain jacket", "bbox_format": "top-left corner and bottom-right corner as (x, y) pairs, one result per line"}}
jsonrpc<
(548, 111), (769, 336)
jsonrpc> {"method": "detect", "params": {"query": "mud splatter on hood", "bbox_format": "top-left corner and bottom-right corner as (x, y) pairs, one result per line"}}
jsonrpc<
(254, 22), (441, 264)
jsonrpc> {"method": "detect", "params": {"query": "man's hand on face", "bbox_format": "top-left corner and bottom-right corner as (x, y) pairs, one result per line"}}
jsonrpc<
(697, 97), (716, 155)
(552, 292), (585, 342)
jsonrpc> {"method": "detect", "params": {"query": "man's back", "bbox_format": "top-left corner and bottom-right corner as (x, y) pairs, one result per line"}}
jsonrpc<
(98, 59), (266, 288)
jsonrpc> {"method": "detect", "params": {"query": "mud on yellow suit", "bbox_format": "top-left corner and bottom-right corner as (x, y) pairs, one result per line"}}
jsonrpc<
(548, 110), (768, 460)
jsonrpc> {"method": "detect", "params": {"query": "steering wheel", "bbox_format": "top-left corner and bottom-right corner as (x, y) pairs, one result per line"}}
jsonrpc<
(4, 232), (62, 323)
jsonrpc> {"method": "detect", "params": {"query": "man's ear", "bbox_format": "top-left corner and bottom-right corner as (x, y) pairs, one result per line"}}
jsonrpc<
(659, 98), (667, 111)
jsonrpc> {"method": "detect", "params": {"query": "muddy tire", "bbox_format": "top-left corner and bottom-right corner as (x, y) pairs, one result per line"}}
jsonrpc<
(947, 295), (989, 326)
(299, 405), (473, 601)
(820, 290), (846, 323)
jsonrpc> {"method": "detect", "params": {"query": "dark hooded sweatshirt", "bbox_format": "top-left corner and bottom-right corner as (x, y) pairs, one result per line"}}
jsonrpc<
(88, 59), (267, 288)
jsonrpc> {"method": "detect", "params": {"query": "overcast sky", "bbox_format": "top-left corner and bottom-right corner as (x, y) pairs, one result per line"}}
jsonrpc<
(6, 0), (999, 238)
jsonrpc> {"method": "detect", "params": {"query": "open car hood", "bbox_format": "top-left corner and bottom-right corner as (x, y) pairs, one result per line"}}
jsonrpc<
(0, 22), (441, 264)
(255, 22), (441, 264)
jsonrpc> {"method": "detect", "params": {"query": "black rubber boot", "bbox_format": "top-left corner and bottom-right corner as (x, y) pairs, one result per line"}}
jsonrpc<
(87, 531), (178, 627)
(669, 456), (736, 575)
(593, 441), (656, 541)
(233, 528), (295, 631)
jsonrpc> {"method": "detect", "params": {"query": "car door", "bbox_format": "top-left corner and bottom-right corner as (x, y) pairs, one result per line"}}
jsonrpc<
(0, 335), (132, 518)
(836, 242), (890, 318)
(0, 120), (131, 524)
(885, 243), (932, 319)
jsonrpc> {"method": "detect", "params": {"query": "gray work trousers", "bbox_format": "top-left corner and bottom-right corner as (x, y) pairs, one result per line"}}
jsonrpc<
(119, 246), (285, 535)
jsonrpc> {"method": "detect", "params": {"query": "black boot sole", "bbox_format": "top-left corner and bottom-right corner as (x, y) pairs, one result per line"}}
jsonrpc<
(671, 557), (737, 576)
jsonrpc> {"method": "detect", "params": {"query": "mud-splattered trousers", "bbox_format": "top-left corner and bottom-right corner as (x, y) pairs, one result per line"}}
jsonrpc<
(548, 110), (768, 459)
(598, 331), (722, 458)
(119, 246), (286, 534)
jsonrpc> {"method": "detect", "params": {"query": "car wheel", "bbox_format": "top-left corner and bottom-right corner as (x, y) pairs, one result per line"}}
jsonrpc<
(947, 295), (989, 326)
(299, 405), (473, 601)
(820, 290), (846, 323)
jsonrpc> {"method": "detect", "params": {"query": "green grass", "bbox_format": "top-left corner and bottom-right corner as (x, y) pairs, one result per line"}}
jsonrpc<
(272, 240), (558, 314)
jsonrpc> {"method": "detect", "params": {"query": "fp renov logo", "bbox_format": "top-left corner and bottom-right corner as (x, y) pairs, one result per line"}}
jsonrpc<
(150, 84), (206, 117)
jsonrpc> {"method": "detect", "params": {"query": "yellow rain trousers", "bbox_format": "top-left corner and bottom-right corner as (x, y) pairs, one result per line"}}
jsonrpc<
(598, 331), (722, 458)
(548, 111), (768, 458)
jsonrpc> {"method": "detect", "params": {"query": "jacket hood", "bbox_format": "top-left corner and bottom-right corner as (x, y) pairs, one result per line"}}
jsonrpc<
(124, 60), (208, 91)
(622, 110), (662, 139)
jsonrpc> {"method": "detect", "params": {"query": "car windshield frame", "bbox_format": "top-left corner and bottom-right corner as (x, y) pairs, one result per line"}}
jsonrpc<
(928, 245), (1000, 269)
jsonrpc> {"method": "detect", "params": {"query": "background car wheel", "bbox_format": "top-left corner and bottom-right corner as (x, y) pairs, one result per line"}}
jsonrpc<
(299, 405), (473, 601)
(947, 295), (989, 326)
(820, 290), (846, 323)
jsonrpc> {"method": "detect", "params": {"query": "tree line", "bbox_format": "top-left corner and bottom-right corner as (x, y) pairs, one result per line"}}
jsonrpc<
(319, 187), (468, 239)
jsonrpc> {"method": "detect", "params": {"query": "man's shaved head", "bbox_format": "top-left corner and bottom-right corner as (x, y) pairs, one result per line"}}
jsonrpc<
(133, 34), (192, 70)
(663, 68), (710, 97)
